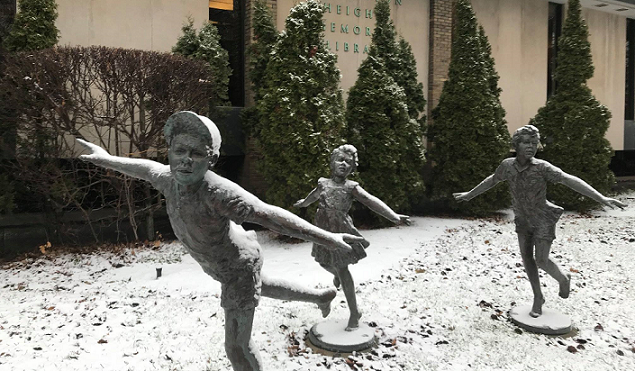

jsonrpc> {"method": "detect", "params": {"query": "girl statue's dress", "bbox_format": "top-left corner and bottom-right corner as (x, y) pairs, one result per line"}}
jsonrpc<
(311, 177), (370, 268)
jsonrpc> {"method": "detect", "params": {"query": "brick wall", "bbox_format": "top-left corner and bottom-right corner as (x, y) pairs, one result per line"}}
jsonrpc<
(428, 0), (455, 121)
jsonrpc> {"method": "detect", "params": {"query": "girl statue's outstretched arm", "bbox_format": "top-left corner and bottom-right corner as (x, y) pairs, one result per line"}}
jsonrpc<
(294, 186), (320, 208)
(352, 185), (408, 224)
(76, 138), (168, 182)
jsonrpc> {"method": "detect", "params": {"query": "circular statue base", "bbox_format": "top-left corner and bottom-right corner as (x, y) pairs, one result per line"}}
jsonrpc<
(509, 305), (573, 335)
(308, 319), (377, 353)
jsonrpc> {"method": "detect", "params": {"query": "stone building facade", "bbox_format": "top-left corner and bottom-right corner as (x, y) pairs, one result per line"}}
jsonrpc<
(6, 0), (635, 184)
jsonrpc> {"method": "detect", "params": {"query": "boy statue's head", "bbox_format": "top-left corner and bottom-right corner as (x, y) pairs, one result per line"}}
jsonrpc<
(164, 111), (222, 186)
(512, 124), (541, 160)
(512, 125), (541, 150)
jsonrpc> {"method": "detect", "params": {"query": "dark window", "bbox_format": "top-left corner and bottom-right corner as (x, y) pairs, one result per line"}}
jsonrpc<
(626, 18), (635, 120)
(210, 0), (245, 107)
(547, 2), (563, 98)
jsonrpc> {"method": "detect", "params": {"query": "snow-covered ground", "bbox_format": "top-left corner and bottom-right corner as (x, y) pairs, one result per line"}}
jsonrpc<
(1, 193), (634, 371)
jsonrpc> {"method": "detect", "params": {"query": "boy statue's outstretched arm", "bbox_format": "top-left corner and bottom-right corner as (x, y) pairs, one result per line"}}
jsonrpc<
(560, 173), (626, 209)
(247, 200), (364, 253)
(453, 174), (500, 202)
(76, 138), (167, 182)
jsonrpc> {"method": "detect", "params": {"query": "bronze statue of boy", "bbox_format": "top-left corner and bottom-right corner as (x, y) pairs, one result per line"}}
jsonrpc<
(454, 125), (625, 318)
(76, 111), (364, 371)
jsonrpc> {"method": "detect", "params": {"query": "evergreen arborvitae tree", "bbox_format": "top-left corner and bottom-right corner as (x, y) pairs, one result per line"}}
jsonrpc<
(172, 19), (200, 56)
(243, 0), (278, 136)
(346, 0), (426, 215)
(256, 0), (345, 210)
(3, 0), (59, 52)
(531, 0), (614, 211)
(478, 24), (509, 162)
(249, 0), (277, 102)
(427, 0), (510, 215)
(369, 1), (427, 123)
(173, 19), (231, 105)
(395, 37), (427, 127)
(347, 57), (417, 212)
(479, 26), (503, 108)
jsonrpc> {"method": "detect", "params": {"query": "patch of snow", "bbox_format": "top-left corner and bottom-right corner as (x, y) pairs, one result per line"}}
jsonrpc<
(1, 192), (634, 370)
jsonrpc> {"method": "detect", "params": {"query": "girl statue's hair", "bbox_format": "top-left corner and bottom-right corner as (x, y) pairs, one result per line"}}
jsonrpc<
(331, 144), (359, 170)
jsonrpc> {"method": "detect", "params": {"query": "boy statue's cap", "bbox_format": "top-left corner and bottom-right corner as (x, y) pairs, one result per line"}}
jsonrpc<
(164, 111), (222, 157)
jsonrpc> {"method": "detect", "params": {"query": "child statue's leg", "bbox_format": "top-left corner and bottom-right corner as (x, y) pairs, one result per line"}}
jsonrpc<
(336, 266), (362, 331)
(224, 307), (262, 371)
(518, 234), (545, 317)
(261, 275), (337, 317)
(320, 263), (341, 288)
(534, 238), (571, 299)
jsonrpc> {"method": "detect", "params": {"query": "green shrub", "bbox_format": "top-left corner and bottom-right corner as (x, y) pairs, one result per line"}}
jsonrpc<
(346, 0), (426, 215)
(531, 0), (615, 211)
(395, 37), (427, 128)
(249, 0), (277, 103)
(347, 57), (420, 213)
(242, 0), (279, 137)
(173, 18), (231, 106)
(427, 0), (510, 215)
(255, 0), (345, 210)
(3, 0), (59, 52)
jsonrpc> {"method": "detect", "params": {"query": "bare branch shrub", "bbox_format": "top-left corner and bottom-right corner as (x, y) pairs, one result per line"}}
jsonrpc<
(0, 46), (214, 245)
